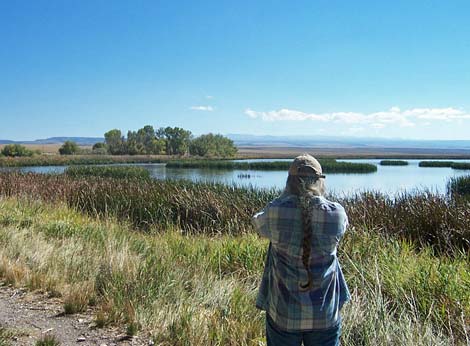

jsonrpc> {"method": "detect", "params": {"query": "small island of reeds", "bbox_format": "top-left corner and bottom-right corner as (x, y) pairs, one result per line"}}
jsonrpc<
(419, 161), (470, 170)
(379, 160), (409, 166)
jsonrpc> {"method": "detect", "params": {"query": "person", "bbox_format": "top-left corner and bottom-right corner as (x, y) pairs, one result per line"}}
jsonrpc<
(252, 154), (350, 346)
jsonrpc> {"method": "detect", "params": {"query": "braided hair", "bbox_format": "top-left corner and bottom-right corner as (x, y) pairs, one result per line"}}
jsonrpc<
(285, 172), (324, 291)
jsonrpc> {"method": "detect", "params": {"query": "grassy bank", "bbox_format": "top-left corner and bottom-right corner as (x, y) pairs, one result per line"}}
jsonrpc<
(0, 172), (468, 253)
(166, 159), (378, 173)
(0, 155), (167, 167)
(0, 198), (468, 345)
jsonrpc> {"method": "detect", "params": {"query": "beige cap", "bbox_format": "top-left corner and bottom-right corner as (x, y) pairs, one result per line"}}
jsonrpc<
(288, 154), (325, 178)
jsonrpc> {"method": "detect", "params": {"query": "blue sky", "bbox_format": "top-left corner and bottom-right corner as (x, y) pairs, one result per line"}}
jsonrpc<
(1, 0), (470, 140)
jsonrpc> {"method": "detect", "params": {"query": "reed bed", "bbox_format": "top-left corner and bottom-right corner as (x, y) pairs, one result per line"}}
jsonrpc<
(0, 172), (468, 253)
(0, 198), (468, 345)
(419, 161), (470, 170)
(419, 161), (454, 167)
(65, 166), (151, 180)
(379, 160), (408, 166)
(0, 155), (167, 167)
(447, 175), (470, 198)
(451, 162), (470, 170)
(166, 159), (378, 173)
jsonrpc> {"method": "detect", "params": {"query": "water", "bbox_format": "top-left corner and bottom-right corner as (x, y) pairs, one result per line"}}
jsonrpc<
(1, 159), (469, 195)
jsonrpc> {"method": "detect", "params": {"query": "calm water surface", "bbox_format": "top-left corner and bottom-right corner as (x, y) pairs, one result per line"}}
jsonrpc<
(1, 159), (469, 196)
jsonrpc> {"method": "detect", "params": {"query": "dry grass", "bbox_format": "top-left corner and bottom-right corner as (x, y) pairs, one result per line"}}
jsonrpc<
(237, 146), (470, 159)
(0, 144), (91, 155)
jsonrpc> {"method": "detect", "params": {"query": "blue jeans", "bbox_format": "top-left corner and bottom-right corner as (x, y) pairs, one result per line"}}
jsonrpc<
(266, 314), (341, 346)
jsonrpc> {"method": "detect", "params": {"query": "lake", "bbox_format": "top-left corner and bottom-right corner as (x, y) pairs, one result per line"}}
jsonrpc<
(1, 159), (469, 196)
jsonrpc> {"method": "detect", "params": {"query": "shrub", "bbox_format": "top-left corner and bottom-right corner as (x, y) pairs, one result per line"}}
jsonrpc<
(1, 144), (34, 157)
(58, 141), (79, 155)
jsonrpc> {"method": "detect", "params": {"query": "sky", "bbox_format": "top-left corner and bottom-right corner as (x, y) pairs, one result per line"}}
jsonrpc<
(1, 0), (470, 141)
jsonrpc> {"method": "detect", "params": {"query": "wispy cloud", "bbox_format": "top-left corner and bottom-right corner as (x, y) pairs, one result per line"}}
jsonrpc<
(245, 106), (470, 129)
(205, 95), (214, 99)
(190, 105), (214, 111)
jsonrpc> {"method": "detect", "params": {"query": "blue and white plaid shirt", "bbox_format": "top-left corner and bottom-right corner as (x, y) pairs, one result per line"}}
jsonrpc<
(253, 192), (350, 331)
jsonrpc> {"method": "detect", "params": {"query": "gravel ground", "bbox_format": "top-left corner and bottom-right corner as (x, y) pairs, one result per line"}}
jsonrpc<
(0, 282), (152, 346)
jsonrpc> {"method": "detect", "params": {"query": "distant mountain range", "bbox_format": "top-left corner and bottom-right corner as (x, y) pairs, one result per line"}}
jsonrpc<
(0, 137), (104, 145)
(1, 135), (470, 150)
(227, 134), (470, 150)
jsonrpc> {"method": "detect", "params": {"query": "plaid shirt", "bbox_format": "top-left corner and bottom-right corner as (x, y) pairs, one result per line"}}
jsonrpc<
(253, 192), (350, 331)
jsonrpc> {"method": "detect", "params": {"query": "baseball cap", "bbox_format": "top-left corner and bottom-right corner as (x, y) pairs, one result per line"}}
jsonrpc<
(288, 154), (326, 178)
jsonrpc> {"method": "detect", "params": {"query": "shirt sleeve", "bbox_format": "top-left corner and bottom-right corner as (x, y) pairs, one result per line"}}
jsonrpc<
(252, 203), (272, 239)
(335, 203), (349, 239)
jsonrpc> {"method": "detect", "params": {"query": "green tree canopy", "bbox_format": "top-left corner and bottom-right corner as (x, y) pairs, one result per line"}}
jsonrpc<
(189, 133), (237, 158)
(157, 127), (192, 155)
(59, 141), (79, 155)
(104, 129), (125, 155)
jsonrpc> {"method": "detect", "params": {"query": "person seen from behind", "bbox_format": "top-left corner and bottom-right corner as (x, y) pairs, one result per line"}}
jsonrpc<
(252, 154), (350, 346)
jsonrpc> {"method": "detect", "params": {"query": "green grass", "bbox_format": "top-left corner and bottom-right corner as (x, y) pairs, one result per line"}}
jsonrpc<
(0, 327), (12, 346)
(379, 160), (408, 166)
(65, 166), (151, 180)
(35, 334), (60, 346)
(166, 159), (378, 173)
(0, 198), (468, 345)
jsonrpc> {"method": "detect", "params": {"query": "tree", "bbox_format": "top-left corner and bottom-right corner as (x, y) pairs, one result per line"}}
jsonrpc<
(137, 125), (157, 154)
(1, 144), (34, 157)
(126, 130), (144, 155)
(92, 142), (107, 150)
(92, 142), (108, 155)
(104, 129), (125, 155)
(157, 127), (192, 155)
(189, 133), (237, 157)
(59, 141), (79, 155)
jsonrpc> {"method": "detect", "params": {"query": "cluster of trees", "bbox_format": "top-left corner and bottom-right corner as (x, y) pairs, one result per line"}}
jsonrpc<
(0, 144), (38, 157)
(94, 126), (236, 157)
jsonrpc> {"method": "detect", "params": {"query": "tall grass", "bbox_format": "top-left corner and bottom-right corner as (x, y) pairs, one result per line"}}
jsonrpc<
(0, 155), (166, 167)
(447, 175), (470, 198)
(65, 166), (151, 180)
(379, 160), (408, 166)
(0, 198), (468, 345)
(0, 172), (468, 253)
(166, 159), (378, 173)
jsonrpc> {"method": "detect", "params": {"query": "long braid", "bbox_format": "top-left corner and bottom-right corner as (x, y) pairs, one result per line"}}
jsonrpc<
(298, 177), (316, 291)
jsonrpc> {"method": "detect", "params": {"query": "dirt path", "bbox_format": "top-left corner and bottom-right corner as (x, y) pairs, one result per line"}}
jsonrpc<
(0, 282), (152, 346)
